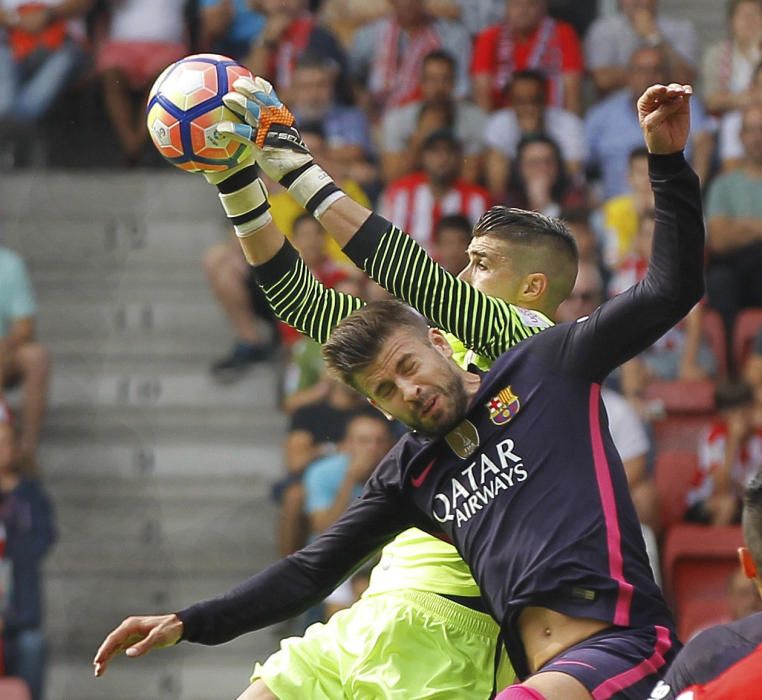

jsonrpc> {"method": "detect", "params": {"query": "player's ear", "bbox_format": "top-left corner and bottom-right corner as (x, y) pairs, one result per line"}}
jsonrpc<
(428, 328), (453, 358)
(739, 547), (758, 580)
(520, 272), (548, 302)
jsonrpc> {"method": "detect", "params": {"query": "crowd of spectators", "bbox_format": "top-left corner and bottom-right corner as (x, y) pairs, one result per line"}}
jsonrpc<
(1, 0), (762, 692)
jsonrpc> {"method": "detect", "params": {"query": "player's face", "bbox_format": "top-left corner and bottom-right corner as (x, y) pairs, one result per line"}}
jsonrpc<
(356, 328), (469, 437)
(459, 234), (523, 302)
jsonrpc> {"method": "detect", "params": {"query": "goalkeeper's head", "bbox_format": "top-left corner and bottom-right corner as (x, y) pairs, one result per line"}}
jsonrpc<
(458, 207), (578, 319)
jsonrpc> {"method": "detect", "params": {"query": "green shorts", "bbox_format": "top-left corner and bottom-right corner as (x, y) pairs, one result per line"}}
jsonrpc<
(251, 589), (511, 699)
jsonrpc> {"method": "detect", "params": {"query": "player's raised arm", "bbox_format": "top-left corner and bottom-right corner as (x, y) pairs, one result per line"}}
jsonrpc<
(543, 84), (705, 382)
(93, 454), (413, 676)
(213, 78), (540, 361)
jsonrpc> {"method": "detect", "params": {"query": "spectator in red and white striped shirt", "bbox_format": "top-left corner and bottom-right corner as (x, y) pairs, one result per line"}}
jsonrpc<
(379, 129), (491, 254)
(687, 380), (762, 526)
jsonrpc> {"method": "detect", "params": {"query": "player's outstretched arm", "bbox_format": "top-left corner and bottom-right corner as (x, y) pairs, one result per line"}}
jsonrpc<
(93, 458), (412, 675)
(547, 84), (705, 382)
(216, 78), (541, 360)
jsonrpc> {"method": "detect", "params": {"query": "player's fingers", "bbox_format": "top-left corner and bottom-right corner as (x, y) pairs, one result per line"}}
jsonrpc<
(232, 76), (281, 108)
(216, 121), (254, 145)
(222, 92), (256, 122)
(125, 628), (161, 658)
(93, 622), (134, 664)
(231, 75), (259, 99)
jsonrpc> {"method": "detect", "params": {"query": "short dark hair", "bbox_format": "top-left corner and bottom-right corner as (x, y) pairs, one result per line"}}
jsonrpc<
(511, 69), (548, 89)
(474, 206), (577, 260)
(422, 49), (456, 73)
(715, 380), (754, 411)
(323, 301), (429, 390)
(434, 214), (472, 241)
(743, 472), (762, 570)
(295, 52), (338, 73)
(473, 206), (579, 306)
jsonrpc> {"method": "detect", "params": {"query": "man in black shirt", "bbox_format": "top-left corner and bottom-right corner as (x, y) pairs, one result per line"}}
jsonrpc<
(95, 83), (701, 699)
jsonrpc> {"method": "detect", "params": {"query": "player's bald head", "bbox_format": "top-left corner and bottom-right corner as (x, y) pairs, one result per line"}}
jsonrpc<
(472, 207), (578, 311)
(743, 474), (762, 571)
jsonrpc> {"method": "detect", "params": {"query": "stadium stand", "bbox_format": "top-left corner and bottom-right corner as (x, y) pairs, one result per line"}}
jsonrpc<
(662, 525), (745, 640)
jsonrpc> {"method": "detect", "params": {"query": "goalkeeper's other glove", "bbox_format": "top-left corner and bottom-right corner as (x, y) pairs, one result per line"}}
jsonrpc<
(217, 76), (345, 219)
(203, 154), (271, 238)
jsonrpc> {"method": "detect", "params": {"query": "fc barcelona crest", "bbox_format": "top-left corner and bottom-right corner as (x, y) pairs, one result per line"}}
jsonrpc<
(486, 386), (521, 425)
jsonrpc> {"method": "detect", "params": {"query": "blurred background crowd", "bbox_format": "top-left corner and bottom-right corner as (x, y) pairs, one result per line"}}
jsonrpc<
(1, 0), (762, 699)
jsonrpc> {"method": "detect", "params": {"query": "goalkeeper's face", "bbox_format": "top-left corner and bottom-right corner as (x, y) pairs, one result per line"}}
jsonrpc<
(459, 234), (524, 303)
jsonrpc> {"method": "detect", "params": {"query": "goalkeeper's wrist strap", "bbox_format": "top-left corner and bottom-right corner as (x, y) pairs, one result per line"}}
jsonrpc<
(215, 165), (272, 237)
(280, 162), (345, 220)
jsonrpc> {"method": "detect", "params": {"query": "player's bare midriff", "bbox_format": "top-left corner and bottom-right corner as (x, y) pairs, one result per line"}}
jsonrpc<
(519, 606), (610, 674)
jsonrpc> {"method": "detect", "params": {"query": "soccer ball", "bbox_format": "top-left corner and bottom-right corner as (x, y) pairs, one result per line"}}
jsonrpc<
(146, 53), (253, 173)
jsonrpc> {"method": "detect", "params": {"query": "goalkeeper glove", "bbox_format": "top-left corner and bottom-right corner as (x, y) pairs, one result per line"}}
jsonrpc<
(217, 76), (345, 219)
(202, 154), (272, 238)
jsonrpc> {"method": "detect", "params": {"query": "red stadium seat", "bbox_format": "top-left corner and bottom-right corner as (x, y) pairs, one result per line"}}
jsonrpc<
(678, 596), (730, 642)
(662, 524), (744, 641)
(653, 451), (697, 530)
(644, 380), (715, 414)
(652, 415), (716, 453)
(733, 308), (762, 371)
(702, 308), (728, 380)
(0, 678), (31, 700)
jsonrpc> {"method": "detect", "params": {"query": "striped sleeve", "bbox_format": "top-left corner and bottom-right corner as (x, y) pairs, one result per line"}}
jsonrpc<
(254, 239), (364, 344)
(343, 214), (551, 360)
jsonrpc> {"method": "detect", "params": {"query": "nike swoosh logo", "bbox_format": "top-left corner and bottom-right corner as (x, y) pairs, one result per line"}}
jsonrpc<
(411, 460), (435, 488)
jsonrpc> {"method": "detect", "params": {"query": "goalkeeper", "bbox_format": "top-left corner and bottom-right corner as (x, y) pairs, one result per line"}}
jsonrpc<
(95, 79), (579, 699)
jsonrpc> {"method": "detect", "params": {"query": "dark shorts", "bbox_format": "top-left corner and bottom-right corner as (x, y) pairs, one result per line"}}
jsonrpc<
(537, 625), (680, 699)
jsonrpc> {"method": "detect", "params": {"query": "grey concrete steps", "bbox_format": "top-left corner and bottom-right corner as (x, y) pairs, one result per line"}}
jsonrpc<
(41, 438), (284, 479)
(48, 334), (232, 362)
(49, 640), (278, 700)
(2, 217), (225, 264)
(41, 405), (287, 443)
(37, 301), (229, 338)
(46, 360), (281, 410)
(0, 171), (219, 220)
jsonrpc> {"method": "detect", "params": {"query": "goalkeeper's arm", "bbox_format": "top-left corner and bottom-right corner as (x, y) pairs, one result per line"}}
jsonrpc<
(208, 162), (364, 343)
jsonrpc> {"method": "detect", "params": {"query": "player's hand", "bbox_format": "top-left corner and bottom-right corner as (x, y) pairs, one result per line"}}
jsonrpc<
(217, 76), (315, 184)
(93, 613), (183, 677)
(637, 83), (692, 155)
